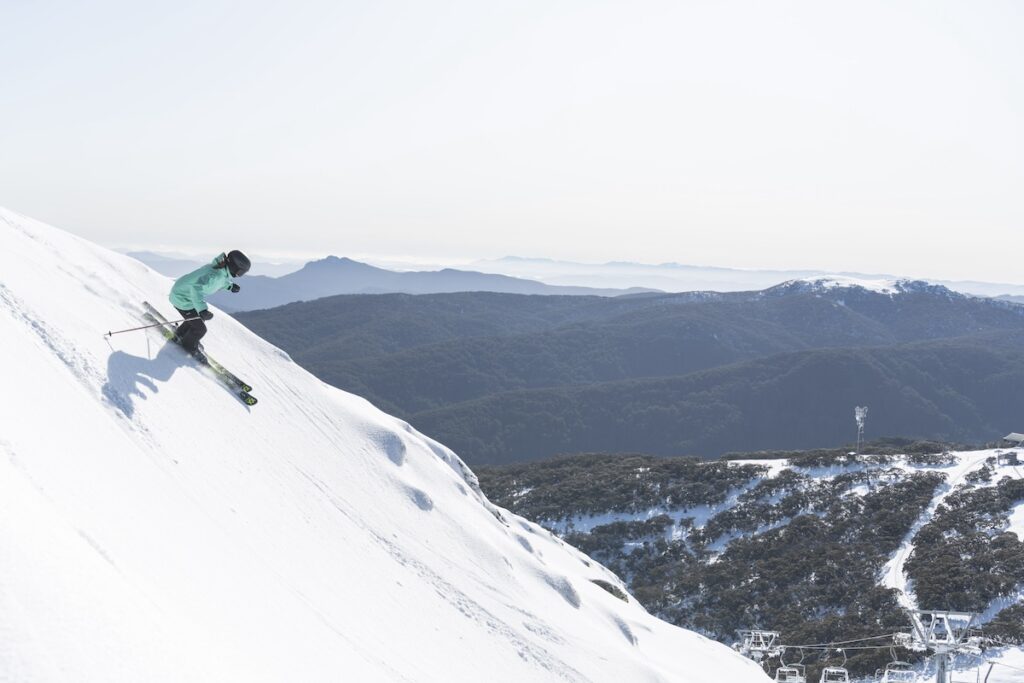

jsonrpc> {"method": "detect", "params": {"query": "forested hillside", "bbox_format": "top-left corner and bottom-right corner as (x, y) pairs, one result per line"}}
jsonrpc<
(476, 447), (1024, 681)
(415, 334), (1024, 463)
(237, 281), (1024, 464)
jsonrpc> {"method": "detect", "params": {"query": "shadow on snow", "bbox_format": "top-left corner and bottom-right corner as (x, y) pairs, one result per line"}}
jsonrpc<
(102, 342), (190, 417)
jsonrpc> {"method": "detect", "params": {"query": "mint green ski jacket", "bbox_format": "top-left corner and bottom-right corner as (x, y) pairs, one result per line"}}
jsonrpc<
(168, 254), (235, 313)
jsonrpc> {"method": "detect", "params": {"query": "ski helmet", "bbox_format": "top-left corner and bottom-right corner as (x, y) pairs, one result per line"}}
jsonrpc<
(226, 250), (251, 277)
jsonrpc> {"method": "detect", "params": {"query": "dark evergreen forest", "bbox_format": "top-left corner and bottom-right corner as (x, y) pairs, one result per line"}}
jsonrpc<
(238, 282), (1024, 464)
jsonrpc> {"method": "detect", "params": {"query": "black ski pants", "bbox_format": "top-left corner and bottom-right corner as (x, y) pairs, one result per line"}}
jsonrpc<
(175, 307), (207, 353)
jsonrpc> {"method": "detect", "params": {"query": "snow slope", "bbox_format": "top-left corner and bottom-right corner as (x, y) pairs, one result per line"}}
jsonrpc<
(871, 451), (1024, 682)
(983, 649), (1024, 682)
(0, 206), (770, 683)
(879, 450), (996, 611)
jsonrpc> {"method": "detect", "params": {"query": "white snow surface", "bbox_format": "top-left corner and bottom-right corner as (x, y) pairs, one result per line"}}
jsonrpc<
(0, 207), (771, 682)
(795, 275), (904, 293)
(940, 649), (1024, 683)
(1009, 498), (1024, 537)
(982, 649), (1024, 682)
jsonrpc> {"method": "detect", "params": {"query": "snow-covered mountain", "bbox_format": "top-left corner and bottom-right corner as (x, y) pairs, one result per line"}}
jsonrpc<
(0, 205), (770, 682)
(763, 276), (955, 297)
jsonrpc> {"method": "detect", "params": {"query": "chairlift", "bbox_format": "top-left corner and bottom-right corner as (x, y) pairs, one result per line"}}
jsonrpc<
(774, 665), (806, 683)
(818, 649), (849, 683)
(735, 629), (784, 661)
(775, 648), (807, 683)
(963, 629), (986, 655)
(892, 632), (914, 649)
(879, 661), (917, 683)
(911, 610), (976, 651)
(818, 667), (849, 683)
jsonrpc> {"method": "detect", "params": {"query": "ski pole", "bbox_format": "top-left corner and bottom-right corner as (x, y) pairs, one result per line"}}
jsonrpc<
(104, 319), (188, 338)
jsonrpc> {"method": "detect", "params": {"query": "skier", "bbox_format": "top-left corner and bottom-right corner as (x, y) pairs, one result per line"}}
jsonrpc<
(169, 250), (250, 359)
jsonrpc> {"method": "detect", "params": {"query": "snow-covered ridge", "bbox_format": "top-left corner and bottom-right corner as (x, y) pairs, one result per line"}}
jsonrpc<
(0, 206), (770, 682)
(799, 275), (907, 293)
(768, 276), (964, 298)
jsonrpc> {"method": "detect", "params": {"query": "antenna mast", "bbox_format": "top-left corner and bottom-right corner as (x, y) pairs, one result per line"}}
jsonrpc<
(855, 406), (868, 454)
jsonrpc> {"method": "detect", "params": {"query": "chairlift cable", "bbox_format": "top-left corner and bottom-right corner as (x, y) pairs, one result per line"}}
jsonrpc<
(775, 644), (902, 652)
(780, 633), (899, 648)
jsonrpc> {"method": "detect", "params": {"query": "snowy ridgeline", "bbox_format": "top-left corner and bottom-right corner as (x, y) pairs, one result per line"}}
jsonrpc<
(0, 205), (772, 682)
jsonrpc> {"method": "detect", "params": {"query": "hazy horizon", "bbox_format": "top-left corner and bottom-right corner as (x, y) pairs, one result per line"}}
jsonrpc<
(2, 1), (1022, 283)
(114, 244), (1024, 297)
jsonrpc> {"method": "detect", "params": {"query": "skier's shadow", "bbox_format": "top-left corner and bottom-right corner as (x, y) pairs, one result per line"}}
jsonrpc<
(102, 342), (188, 417)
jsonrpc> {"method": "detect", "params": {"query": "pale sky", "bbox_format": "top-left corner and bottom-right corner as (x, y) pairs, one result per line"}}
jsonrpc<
(1, 1), (1022, 281)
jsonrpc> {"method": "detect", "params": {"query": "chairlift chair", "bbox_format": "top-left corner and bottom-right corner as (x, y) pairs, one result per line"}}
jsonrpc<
(774, 665), (806, 683)
(816, 647), (849, 683)
(818, 666), (849, 683)
(879, 661), (917, 683)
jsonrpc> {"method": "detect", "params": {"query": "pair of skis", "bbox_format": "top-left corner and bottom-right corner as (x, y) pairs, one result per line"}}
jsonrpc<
(141, 302), (258, 406)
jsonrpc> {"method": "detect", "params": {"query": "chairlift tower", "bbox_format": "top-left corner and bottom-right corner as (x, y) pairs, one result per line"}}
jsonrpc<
(906, 610), (977, 683)
(735, 630), (784, 662)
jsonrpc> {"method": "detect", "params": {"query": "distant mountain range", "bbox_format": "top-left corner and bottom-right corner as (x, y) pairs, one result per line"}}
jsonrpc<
(471, 256), (1024, 299)
(205, 256), (656, 311)
(237, 278), (1024, 464)
(130, 250), (1024, 307)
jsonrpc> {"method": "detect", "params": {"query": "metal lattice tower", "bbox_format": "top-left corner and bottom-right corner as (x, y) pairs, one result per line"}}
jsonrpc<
(906, 610), (978, 683)
(734, 630), (784, 662)
(855, 406), (868, 454)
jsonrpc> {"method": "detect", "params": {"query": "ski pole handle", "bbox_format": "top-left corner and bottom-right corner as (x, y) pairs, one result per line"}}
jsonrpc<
(104, 319), (188, 338)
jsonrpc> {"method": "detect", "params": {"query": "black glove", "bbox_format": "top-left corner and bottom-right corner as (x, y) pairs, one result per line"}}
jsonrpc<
(229, 283), (241, 293)
(199, 310), (214, 321)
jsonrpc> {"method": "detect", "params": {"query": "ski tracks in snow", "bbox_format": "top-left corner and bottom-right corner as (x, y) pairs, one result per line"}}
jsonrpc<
(0, 283), (105, 390)
(880, 452), (999, 610)
(293, 465), (593, 683)
(0, 283), (172, 454)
